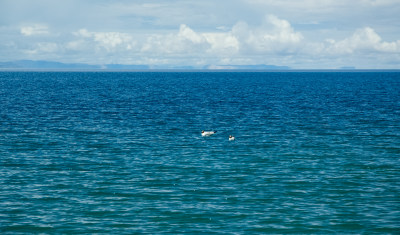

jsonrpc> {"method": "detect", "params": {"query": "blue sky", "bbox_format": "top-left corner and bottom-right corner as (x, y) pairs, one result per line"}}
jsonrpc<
(1, 0), (399, 69)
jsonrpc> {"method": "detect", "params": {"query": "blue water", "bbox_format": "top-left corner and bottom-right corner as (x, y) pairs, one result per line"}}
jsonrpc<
(0, 71), (399, 234)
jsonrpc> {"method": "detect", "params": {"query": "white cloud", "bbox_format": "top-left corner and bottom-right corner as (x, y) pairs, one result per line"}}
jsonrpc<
(93, 32), (133, 51)
(75, 29), (92, 38)
(2, 0), (398, 68)
(203, 32), (239, 54)
(178, 24), (240, 55)
(140, 15), (302, 60)
(20, 24), (49, 36)
(232, 15), (303, 54)
(326, 27), (400, 54)
(73, 28), (136, 52)
(23, 42), (59, 55)
(178, 24), (205, 44)
(58, 16), (399, 68)
(141, 24), (209, 55)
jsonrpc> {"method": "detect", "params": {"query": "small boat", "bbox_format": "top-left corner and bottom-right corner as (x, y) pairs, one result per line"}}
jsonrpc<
(201, 130), (217, 136)
(229, 135), (235, 141)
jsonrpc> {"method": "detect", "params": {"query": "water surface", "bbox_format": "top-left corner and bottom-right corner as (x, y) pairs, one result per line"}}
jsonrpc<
(0, 71), (399, 233)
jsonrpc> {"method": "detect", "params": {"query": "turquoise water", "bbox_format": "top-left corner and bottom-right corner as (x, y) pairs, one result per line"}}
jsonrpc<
(0, 71), (399, 233)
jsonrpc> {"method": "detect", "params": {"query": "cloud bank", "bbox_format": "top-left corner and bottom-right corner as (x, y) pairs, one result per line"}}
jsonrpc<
(1, 0), (399, 69)
(20, 24), (49, 36)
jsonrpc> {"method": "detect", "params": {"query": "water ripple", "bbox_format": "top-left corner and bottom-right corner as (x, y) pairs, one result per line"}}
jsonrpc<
(0, 71), (399, 233)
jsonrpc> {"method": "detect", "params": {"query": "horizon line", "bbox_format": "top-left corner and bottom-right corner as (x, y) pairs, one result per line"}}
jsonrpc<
(1, 68), (399, 72)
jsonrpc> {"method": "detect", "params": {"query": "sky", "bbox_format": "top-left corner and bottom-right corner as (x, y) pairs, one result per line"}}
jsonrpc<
(1, 0), (400, 69)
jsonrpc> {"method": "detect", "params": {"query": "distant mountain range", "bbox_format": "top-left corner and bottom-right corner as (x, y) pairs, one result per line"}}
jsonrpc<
(0, 60), (290, 70)
(0, 60), (102, 70)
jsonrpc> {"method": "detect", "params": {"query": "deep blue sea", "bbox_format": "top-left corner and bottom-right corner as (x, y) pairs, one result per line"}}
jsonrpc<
(0, 71), (399, 234)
